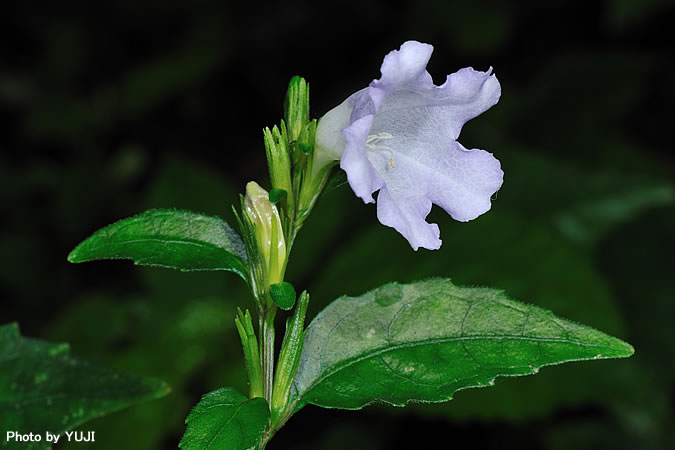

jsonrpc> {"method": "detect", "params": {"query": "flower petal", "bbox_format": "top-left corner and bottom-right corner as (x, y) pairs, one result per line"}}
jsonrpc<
(428, 142), (503, 222)
(316, 40), (503, 250)
(341, 115), (384, 204)
(314, 98), (352, 162)
(376, 186), (441, 251)
(366, 133), (503, 249)
(373, 67), (501, 142)
(374, 41), (434, 92)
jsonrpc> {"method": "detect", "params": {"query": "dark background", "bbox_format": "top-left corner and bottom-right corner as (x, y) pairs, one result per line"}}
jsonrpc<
(2, 1), (674, 449)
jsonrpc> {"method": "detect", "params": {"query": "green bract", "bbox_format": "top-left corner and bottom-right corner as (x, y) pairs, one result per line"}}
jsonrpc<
(263, 124), (294, 213)
(270, 282), (296, 310)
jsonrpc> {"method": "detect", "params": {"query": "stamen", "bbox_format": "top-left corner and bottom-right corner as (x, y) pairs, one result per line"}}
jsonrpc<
(365, 132), (394, 149)
(366, 132), (395, 169)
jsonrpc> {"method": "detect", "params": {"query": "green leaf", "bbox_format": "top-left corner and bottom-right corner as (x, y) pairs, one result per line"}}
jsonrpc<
(43, 290), (246, 450)
(306, 208), (631, 420)
(291, 279), (633, 411)
(68, 209), (248, 280)
(0, 323), (169, 450)
(270, 282), (296, 311)
(180, 387), (269, 450)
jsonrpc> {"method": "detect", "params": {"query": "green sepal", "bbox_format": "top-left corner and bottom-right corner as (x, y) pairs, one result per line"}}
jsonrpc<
(298, 119), (317, 155)
(296, 162), (335, 228)
(294, 119), (333, 229)
(234, 308), (264, 399)
(0, 323), (169, 449)
(322, 168), (348, 197)
(290, 279), (634, 411)
(68, 209), (248, 281)
(269, 188), (287, 205)
(180, 387), (269, 450)
(284, 75), (309, 143)
(233, 200), (264, 308)
(269, 282), (296, 311)
(271, 291), (310, 425)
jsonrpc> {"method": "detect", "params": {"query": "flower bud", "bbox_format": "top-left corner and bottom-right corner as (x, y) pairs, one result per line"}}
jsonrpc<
(284, 76), (310, 143)
(244, 181), (287, 286)
(263, 123), (293, 201)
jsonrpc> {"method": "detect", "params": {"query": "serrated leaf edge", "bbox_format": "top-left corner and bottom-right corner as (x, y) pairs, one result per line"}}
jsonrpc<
(68, 209), (248, 280)
(291, 279), (634, 411)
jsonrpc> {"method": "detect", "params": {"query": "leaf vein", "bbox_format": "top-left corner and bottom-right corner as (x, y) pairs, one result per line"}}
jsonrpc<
(302, 335), (622, 399)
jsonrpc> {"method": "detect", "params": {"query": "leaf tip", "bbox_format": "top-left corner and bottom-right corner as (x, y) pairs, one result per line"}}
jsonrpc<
(590, 335), (635, 360)
(158, 381), (173, 397)
(67, 247), (81, 263)
(614, 339), (635, 358)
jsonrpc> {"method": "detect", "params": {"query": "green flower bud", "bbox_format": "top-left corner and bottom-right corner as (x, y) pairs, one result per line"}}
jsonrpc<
(244, 181), (287, 286)
(284, 76), (310, 143)
(263, 123), (293, 212)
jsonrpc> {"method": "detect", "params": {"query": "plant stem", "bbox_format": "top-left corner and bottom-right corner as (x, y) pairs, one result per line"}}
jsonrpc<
(260, 305), (277, 404)
(257, 304), (277, 450)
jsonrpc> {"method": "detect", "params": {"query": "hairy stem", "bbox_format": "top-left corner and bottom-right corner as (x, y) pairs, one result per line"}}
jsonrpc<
(260, 305), (277, 404)
(256, 304), (277, 450)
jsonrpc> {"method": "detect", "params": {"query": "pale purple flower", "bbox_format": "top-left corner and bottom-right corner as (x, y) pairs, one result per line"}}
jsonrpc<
(314, 41), (503, 250)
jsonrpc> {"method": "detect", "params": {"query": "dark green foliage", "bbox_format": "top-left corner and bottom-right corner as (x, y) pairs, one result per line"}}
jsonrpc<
(0, 324), (169, 450)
